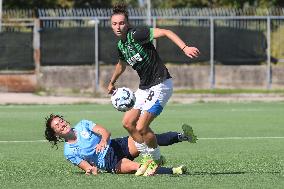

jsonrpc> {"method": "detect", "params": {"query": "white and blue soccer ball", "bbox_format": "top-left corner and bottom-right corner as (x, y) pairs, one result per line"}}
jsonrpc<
(111, 87), (136, 112)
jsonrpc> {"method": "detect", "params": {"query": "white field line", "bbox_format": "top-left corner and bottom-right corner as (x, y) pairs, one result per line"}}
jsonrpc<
(0, 136), (284, 143)
(0, 140), (47, 143)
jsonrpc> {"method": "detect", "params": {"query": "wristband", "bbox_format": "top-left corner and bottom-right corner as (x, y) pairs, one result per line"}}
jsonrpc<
(182, 45), (187, 51)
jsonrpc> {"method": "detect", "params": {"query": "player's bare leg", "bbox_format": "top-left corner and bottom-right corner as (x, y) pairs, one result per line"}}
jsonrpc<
(123, 108), (152, 176)
(136, 111), (157, 148)
(127, 136), (140, 158)
(122, 108), (142, 143)
(115, 158), (140, 174)
(135, 111), (164, 176)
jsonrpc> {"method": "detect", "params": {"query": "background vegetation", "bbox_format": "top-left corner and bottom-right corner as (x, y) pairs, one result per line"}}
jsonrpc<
(3, 0), (284, 9)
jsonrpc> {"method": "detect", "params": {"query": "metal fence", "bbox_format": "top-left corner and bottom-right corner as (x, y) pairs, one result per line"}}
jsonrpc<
(1, 8), (284, 90)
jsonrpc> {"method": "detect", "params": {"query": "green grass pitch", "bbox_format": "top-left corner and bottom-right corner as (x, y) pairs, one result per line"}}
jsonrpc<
(0, 102), (283, 188)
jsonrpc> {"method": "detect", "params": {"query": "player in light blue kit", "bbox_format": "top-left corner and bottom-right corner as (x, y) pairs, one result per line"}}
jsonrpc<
(63, 119), (111, 169)
(44, 114), (197, 175)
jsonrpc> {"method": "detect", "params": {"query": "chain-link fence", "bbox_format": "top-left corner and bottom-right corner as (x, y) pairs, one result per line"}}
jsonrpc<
(1, 8), (284, 90)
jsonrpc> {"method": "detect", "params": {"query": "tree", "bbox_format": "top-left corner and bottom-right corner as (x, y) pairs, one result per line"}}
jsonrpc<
(151, 0), (283, 8)
(73, 0), (112, 8)
(3, 0), (74, 9)
(3, 0), (283, 9)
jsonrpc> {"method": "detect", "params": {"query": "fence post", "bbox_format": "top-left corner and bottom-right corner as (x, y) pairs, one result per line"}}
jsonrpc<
(94, 18), (100, 92)
(0, 0), (2, 32)
(152, 16), (157, 48)
(210, 17), (215, 89)
(146, 0), (151, 26)
(266, 16), (272, 89)
(33, 18), (41, 84)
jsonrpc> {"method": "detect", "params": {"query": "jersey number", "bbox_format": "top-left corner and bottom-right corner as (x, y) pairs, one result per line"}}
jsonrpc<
(146, 91), (155, 101)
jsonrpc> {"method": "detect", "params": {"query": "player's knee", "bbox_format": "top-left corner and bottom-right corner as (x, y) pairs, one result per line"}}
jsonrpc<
(136, 125), (147, 135)
(122, 118), (135, 131)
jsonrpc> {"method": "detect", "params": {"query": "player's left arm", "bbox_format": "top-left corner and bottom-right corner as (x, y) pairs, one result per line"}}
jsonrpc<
(92, 124), (111, 153)
(152, 28), (200, 58)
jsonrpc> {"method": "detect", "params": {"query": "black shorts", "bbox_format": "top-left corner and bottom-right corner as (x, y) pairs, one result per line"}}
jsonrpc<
(103, 136), (134, 173)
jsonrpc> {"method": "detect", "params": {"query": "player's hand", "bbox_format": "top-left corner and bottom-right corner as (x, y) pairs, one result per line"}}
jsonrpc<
(183, 46), (200, 58)
(107, 82), (116, 94)
(95, 140), (107, 153)
(85, 166), (98, 176)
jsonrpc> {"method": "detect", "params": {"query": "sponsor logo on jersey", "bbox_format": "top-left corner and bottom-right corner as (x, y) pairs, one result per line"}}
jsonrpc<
(126, 53), (143, 66)
(127, 45), (135, 52)
(80, 130), (90, 139)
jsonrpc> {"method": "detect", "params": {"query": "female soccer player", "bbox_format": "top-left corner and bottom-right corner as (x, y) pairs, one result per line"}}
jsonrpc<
(107, 3), (199, 176)
(44, 114), (194, 176)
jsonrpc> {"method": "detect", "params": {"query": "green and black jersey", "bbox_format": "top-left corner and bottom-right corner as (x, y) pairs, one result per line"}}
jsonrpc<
(117, 27), (171, 89)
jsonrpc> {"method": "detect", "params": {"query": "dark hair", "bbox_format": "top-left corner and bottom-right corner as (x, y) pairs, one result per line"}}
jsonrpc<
(44, 114), (64, 148)
(111, 3), (129, 22)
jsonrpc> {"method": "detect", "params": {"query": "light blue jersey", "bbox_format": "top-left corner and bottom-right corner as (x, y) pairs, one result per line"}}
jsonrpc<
(64, 120), (110, 169)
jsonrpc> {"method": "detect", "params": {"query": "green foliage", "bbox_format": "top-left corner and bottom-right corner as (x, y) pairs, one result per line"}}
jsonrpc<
(111, 0), (139, 7)
(3, 0), (283, 9)
(3, 0), (73, 9)
(73, 0), (112, 8)
(3, 0), (137, 9)
(151, 0), (281, 8)
(271, 24), (284, 61)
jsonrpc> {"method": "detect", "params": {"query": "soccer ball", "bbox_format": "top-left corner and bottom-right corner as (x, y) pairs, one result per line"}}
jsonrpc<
(111, 87), (136, 112)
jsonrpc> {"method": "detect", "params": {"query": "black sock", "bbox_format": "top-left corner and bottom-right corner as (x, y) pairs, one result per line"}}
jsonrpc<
(155, 167), (173, 174)
(155, 132), (180, 146)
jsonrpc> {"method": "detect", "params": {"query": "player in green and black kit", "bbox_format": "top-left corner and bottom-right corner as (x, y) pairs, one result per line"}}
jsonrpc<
(107, 3), (199, 176)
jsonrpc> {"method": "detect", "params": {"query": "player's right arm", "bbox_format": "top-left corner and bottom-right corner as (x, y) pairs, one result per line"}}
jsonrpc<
(78, 160), (98, 175)
(107, 59), (126, 94)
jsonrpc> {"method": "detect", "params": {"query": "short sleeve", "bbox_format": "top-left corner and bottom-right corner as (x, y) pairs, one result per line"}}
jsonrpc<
(80, 120), (96, 132)
(133, 27), (153, 44)
(66, 155), (83, 165)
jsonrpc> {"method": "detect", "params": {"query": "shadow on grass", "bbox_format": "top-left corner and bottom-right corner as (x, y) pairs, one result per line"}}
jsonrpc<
(187, 171), (246, 176)
(185, 171), (281, 176)
(74, 170), (281, 176)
